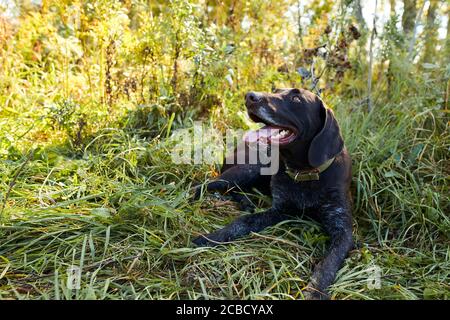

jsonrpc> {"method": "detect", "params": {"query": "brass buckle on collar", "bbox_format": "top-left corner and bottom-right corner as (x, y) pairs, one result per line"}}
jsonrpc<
(285, 157), (335, 182)
(287, 169), (320, 182)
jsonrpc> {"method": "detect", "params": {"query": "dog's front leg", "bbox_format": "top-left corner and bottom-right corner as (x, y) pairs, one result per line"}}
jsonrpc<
(304, 198), (353, 300)
(192, 208), (289, 247)
(191, 164), (267, 211)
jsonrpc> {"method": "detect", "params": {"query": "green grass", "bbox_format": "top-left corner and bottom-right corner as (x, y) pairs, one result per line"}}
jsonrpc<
(1, 93), (448, 300)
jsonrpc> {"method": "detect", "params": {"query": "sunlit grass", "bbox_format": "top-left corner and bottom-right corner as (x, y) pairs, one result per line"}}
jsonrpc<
(1, 93), (448, 300)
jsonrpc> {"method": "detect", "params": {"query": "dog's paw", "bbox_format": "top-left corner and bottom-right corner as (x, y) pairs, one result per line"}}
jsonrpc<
(192, 231), (229, 247)
(189, 185), (203, 202)
(192, 235), (212, 247)
(238, 199), (255, 213)
(302, 287), (330, 300)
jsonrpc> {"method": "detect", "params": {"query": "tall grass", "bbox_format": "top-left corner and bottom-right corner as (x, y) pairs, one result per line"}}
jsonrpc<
(1, 89), (448, 299)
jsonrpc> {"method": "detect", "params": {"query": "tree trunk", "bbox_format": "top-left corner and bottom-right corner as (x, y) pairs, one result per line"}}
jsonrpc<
(445, 3), (450, 63)
(421, 0), (439, 64)
(367, 0), (378, 113)
(402, 0), (417, 35)
(444, 4), (450, 111)
(297, 0), (304, 48)
(389, 0), (396, 16)
(407, 1), (425, 60)
(353, 0), (366, 30)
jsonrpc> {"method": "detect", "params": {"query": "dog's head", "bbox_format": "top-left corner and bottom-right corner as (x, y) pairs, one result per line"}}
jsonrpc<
(243, 88), (344, 167)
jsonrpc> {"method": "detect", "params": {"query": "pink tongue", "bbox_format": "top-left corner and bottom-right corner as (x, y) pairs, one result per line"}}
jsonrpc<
(243, 125), (280, 143)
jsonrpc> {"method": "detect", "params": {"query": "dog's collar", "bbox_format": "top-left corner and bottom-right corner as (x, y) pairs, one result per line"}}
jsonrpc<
(284, 157), (335, 182)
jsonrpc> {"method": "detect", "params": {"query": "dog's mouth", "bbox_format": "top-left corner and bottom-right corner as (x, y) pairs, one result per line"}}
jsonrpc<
(244, 111), (298, 145)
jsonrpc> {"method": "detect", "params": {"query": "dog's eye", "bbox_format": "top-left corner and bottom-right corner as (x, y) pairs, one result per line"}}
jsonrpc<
(292, 96), (301, 103)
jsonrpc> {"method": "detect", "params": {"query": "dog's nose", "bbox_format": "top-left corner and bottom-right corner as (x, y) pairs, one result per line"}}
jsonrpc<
(245, 91), (263, 104)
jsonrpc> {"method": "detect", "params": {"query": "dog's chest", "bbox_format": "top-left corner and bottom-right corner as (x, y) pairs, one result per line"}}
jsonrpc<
(271, 172), (323, 211)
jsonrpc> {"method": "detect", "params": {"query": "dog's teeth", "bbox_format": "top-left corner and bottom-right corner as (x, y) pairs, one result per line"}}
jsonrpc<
(271, 129), (291, 140)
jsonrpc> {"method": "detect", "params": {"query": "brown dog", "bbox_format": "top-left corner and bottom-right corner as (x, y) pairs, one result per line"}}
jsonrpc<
(193, 88), (353, 299)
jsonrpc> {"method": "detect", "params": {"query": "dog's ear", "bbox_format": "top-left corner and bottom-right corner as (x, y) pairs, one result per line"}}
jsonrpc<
(308, 102), (344, 168)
